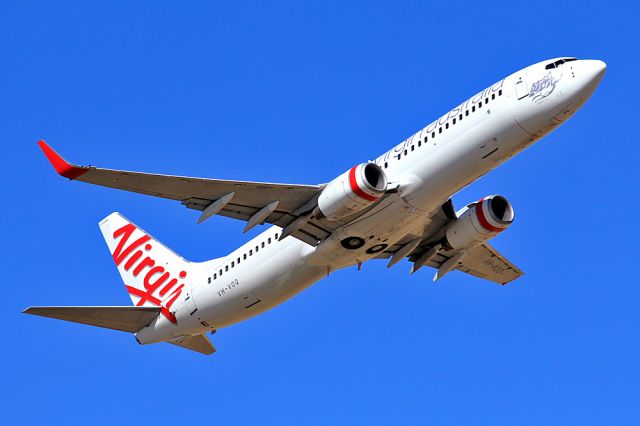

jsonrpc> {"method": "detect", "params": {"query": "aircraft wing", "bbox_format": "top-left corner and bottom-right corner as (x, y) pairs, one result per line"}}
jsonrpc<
(377, 201), (523, 285)
(408, 242), (523, 285)
(453, 242), (523, 284)
(38, 141), (334, 246)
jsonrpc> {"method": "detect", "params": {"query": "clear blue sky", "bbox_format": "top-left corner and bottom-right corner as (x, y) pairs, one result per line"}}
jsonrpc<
(4, 1), (638, 424)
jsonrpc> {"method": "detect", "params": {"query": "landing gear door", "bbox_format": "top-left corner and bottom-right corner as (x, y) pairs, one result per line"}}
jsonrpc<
(514, 74), (529, 100)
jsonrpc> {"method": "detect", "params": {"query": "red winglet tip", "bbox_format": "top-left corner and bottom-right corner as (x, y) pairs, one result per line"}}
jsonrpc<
(37, 140), (88, 180)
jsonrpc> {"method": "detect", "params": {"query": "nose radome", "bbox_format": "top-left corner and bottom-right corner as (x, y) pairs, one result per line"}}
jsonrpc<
(582, 59), (607, 85)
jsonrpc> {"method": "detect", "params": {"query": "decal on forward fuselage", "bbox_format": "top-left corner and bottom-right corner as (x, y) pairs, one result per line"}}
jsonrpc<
(529, 72), (560, 103)
(375, 79), (505, 166)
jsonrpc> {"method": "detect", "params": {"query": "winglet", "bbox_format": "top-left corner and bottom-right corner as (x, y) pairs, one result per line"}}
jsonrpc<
(37, 140), (89, 180)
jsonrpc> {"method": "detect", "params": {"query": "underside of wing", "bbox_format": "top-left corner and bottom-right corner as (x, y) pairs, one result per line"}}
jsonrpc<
(397, 242), (522, 284)
(378, 200), (523, 285)
(455, 242), (523, 284)
(375, 199), (456, 260)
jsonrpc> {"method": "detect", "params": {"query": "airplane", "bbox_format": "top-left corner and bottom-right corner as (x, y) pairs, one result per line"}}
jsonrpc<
(25, 57), (606, 355)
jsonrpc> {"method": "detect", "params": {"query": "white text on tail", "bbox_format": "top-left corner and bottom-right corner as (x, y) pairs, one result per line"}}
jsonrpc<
(99, 212), (192, 324)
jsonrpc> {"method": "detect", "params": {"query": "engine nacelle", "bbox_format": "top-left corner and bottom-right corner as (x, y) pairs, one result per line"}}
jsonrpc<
(444, 195), (515, 250)
(317, 163), (388, 221)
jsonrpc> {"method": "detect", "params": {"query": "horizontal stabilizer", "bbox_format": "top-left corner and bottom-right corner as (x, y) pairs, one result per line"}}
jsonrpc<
(167, 334), (216, 355)
(23, 306), (161, 333)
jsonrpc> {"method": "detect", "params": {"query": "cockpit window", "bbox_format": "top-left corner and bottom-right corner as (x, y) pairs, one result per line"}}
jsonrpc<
(545, 57), (578, 70)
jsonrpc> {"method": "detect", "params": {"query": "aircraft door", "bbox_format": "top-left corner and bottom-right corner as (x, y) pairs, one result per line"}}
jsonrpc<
(514, 74), (529, 100)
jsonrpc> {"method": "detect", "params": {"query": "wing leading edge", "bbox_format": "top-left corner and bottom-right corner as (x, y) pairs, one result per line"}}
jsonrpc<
(37, 141), (333, 246)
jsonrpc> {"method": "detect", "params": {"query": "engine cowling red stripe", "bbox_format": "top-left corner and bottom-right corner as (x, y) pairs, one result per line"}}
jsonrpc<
(475, 199), (504, 233)
(348, 166), (379, 202)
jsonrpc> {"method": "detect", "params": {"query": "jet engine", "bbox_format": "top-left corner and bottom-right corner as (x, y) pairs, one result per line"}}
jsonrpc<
(444, 195), (514, 250)
(317, 163), (388, 221)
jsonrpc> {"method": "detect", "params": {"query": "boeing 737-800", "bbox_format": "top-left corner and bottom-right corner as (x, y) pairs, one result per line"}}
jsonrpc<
(25, 57), (606, 354)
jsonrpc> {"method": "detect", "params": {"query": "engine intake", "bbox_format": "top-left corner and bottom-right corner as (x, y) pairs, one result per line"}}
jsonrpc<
(444, 195), (514, 250)
(317, 163), (387, 221)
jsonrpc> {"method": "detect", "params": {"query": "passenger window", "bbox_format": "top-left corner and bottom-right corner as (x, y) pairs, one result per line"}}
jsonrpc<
(261, 242), (265, 248)
(384, 162), (388, 168)
(268, 237), (272, 244)
(219, 269), (222, 275)
(225, 265), (228, 272)
(432, 132), (435, 138)
(453, 118), (456, 124)
(485, 98), (488, 104)
(465, 110), (469, 116)
(499, 89), (503, 96)
(411, 145), (415, 151)
(208, 277), (211, 284)
(439, 127), (442, 134)
(404, 149), (407, 156)
(418, 141), (421, 147)
(459, 114), (463, 120)
(249, 249), (253, 256)
(445, 123), (449, 129)
(491, 93), (495, 100)
(214, 273), (217, 280)
(472, 106), (476, 112)
(231, 261), (234, 267)
(479, 102), (482, 108)
(275, 234), (278, 240)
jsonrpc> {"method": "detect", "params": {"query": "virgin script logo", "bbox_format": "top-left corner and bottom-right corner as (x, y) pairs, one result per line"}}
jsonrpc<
(111, 223), (187, 323)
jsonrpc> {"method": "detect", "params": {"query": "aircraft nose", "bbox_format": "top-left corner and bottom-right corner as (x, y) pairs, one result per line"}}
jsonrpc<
(582, 59), (607, 85)
(564, 59), (606, 103)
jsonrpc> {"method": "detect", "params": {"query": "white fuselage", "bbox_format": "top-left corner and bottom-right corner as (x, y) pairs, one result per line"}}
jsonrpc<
(136, 58), (605, 344)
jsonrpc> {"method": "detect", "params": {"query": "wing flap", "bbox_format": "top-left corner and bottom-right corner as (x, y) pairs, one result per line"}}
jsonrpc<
(23, 306), (161, 333)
